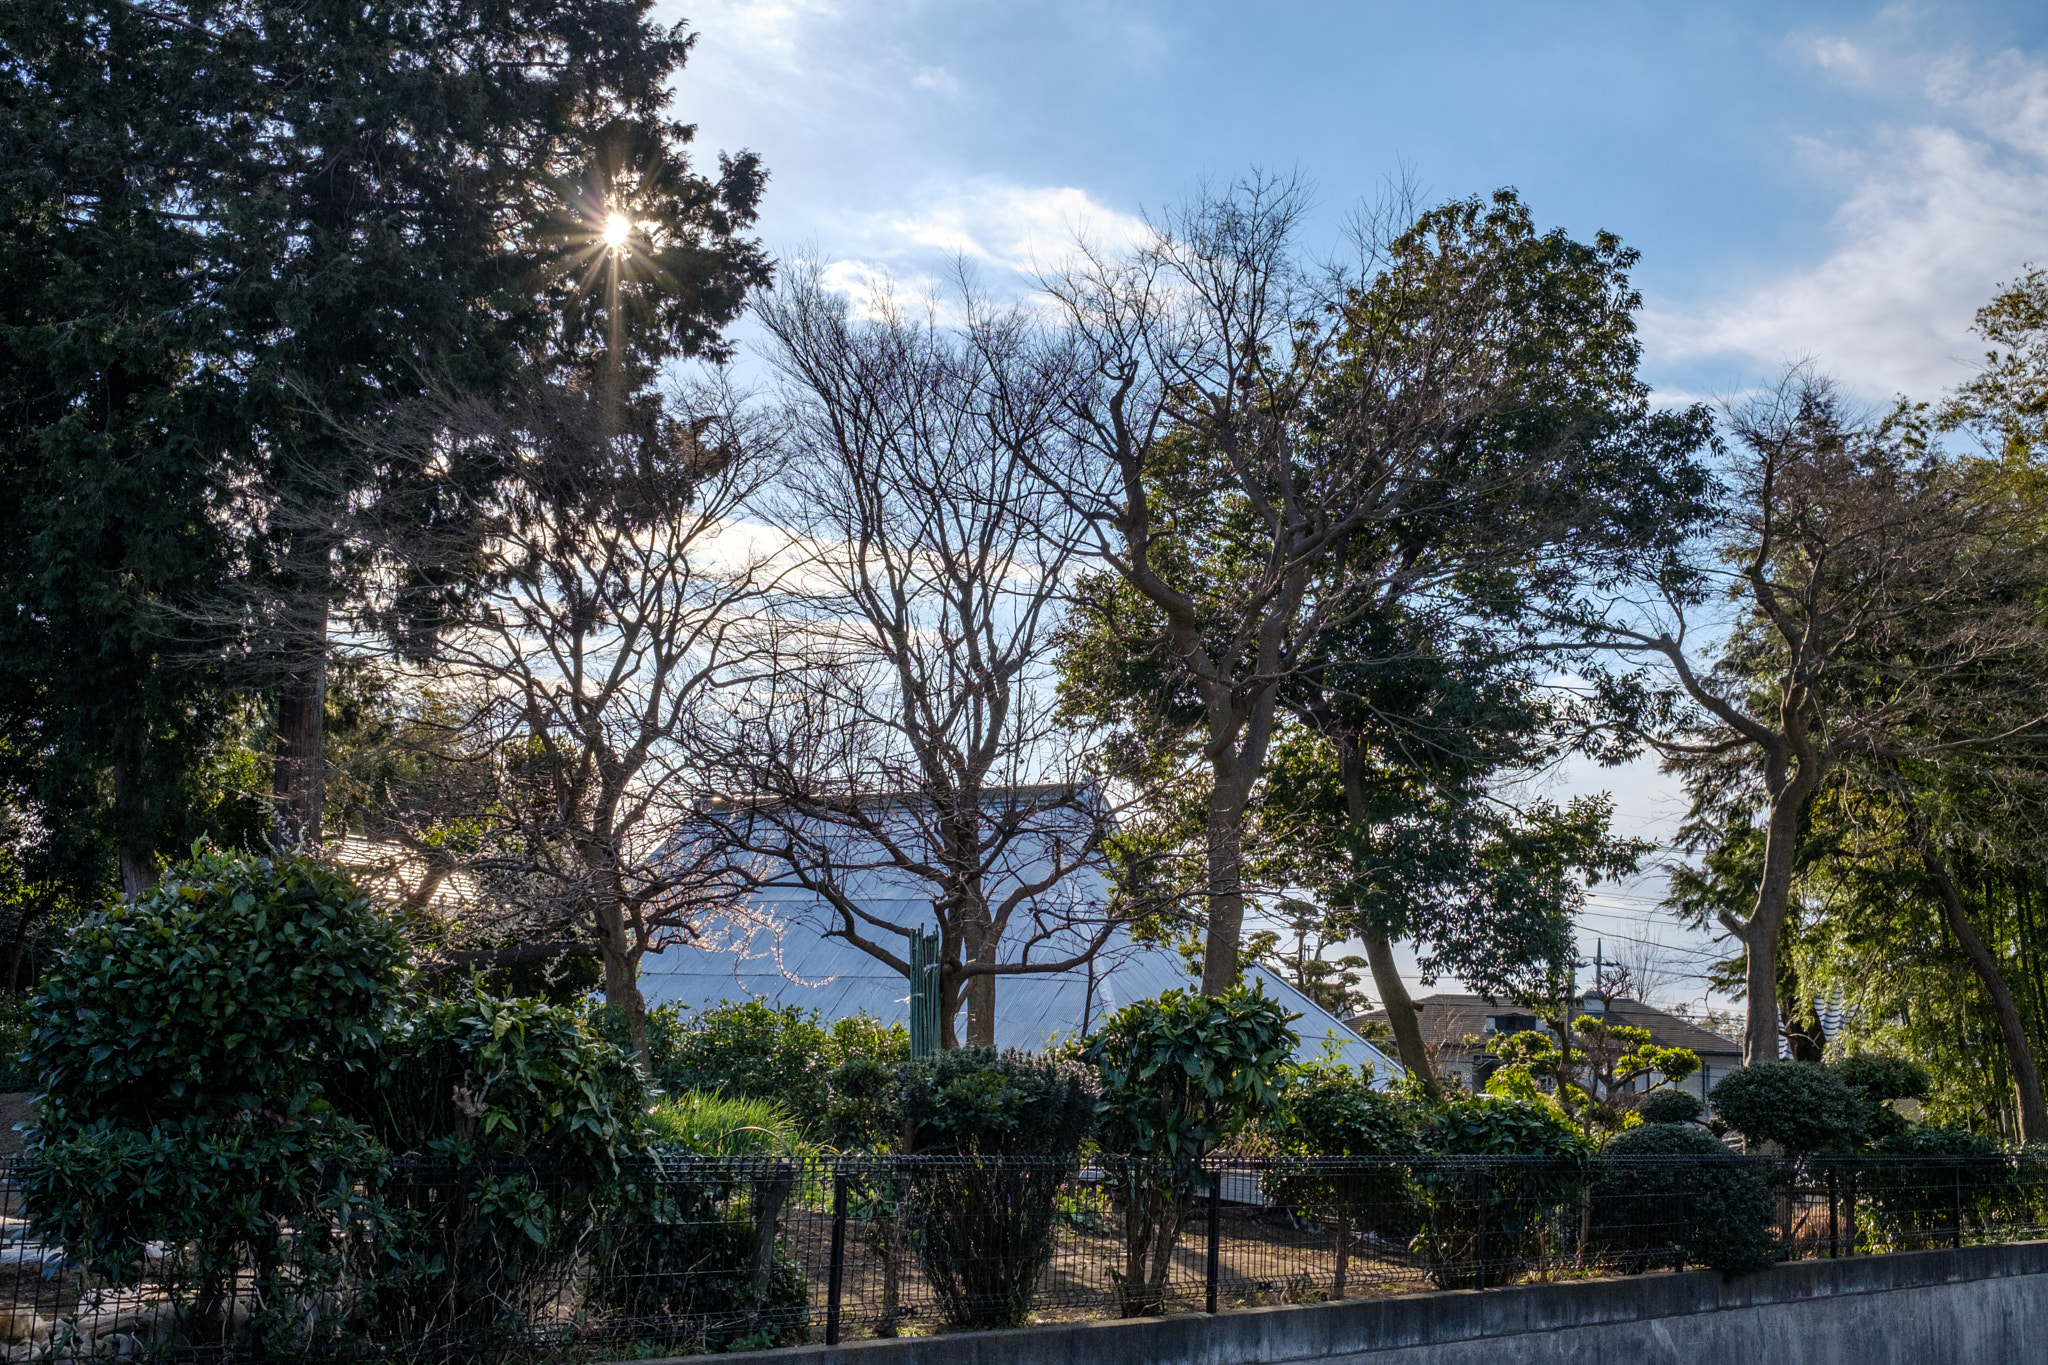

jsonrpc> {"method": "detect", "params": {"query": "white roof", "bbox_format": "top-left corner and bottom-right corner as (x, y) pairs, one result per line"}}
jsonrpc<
(639, 887), (1399, 1082)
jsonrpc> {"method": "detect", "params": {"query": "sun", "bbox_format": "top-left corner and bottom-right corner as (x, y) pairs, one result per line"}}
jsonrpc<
(602, 213), (631, 249)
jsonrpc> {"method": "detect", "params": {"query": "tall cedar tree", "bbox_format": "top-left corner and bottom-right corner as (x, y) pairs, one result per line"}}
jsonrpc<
(0, 1), (768, 892)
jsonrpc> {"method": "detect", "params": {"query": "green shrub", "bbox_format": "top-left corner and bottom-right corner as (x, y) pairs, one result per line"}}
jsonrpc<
(1637, 1089), (1705, 1126)
(1592, 1123), (1777, 1275)
(1709, 1062), (1864, 1154)
(347, 992), (650, 1347)
(892, 1048), (1097, 1329)
(653, 1001), (907, 1137)
(1267, 1066), (1421, 1298)
(1085, 986), (1296, 1315)
(28, 848), (404, 1136)
(1831, 1054), (1931, 1144)
(896, 1045), (1097, 1156)
(825, 1050), (903, 1152)
(1863, 1125), (2013, 1248)
(1832, 1054), (1931, 1103)
(364, 991), (647, 1164)
(18, 849), (402, 1350)
(1412, 1097), (1591, 1288)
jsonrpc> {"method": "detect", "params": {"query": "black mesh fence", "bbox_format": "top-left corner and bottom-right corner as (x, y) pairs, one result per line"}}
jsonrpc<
(1, 1151), (2043, 1362)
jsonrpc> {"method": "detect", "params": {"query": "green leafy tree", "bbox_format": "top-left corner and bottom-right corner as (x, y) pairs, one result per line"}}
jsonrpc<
(1084, 985), (1296, 1315)
(1256, 653), (1653, 1091)
(1597, 372), (2048, 1085)
(1045, 181), (1710, 998)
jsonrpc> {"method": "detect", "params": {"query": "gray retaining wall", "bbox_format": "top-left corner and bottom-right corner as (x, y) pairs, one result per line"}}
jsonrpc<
(620, 1240), (2048, 1365)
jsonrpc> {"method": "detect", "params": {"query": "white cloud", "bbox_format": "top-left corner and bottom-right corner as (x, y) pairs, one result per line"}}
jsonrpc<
(909, 65), (962, 98)
(806, 181), (1153, 316)
(1645, 31), (2048, 400)
(683, 0), (839, 70)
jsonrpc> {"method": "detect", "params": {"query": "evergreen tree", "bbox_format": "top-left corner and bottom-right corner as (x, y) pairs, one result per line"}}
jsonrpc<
(0, 0), (768, 897)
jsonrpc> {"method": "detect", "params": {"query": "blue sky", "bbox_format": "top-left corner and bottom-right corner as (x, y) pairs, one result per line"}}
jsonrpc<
(658, 0), (2048, 1010)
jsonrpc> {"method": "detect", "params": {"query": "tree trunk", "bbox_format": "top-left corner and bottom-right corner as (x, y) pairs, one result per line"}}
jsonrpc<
(1198, 794), (1250, 996)
(1363, 928), (1439, 1096)
(964, 918), (997, 1047)
(1340, 741), (1438, 1094)
(1911, 840), (2048, 1143)
(109, 750), (156, 897)
(2, 904), (38, 990)
(595, 901), (650, 1070)
(271, 612), (329, 849)
(1737, 779), (1811, 1065)
(1331, 1209), (1352, 1300)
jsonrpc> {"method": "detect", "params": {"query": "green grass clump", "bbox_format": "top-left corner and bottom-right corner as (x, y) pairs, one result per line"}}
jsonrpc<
(647, 1092), (811, 1156)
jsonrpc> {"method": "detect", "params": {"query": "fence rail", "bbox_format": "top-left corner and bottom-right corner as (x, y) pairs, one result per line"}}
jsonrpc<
(2, 1151), (2044, 1362)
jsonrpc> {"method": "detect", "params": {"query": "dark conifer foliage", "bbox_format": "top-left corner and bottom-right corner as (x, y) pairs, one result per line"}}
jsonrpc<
(0, 0), (769, 895)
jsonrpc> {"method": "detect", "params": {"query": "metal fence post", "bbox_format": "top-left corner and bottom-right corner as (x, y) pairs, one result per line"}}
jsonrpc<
(1827, 1166), (1839, 1259)
(1951, 1165), (1964, 1250)
(1205, 1170), (1221, 1314)
(827, 1170), (848, 1345)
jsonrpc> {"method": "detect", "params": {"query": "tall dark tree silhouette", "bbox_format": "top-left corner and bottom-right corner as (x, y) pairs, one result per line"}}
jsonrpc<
(0, 0), (768, 892)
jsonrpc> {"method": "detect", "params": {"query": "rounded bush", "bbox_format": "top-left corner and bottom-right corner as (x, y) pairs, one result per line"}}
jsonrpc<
(20, 849), (400, 1318)
(30, 848), (405, 1131)
(1593, 1123), (1777, 1275)
(1637, 1089), (1705, 1126)
(895, 1046), (1097, 1156)
(1863, 1124), (2013, 1247)
(1276, 1066), (1421, 1155)
(1831, 1054), (1931, 1104)
(1709, 1062), (1864, 1154)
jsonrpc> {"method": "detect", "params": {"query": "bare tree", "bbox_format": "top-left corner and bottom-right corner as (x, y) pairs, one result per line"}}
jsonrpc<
(1573, 371), (2048, 1093)
(708, 266), (1116, 1048)
(349, 379), (780, 1064)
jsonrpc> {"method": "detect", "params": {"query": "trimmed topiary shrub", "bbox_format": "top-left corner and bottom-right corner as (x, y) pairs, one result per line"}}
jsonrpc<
(1709, 1062), (1864, 1154)
(1413, 1097), (1591, 1288)
(894, 1047), (1097, 1329)
(1637, 1089), (1705, 1126)
(1267, 1066), (1422, 1298)
(1831, 1054), (1931, 1144)
(1592, 1122), (1778, 1275)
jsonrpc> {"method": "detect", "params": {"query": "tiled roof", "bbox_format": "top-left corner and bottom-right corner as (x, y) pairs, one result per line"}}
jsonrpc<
(1360, 993), (1743, 1061)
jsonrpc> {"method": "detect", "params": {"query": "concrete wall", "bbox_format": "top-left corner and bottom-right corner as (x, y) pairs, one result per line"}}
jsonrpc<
(623, 1240), (2048, 1365)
